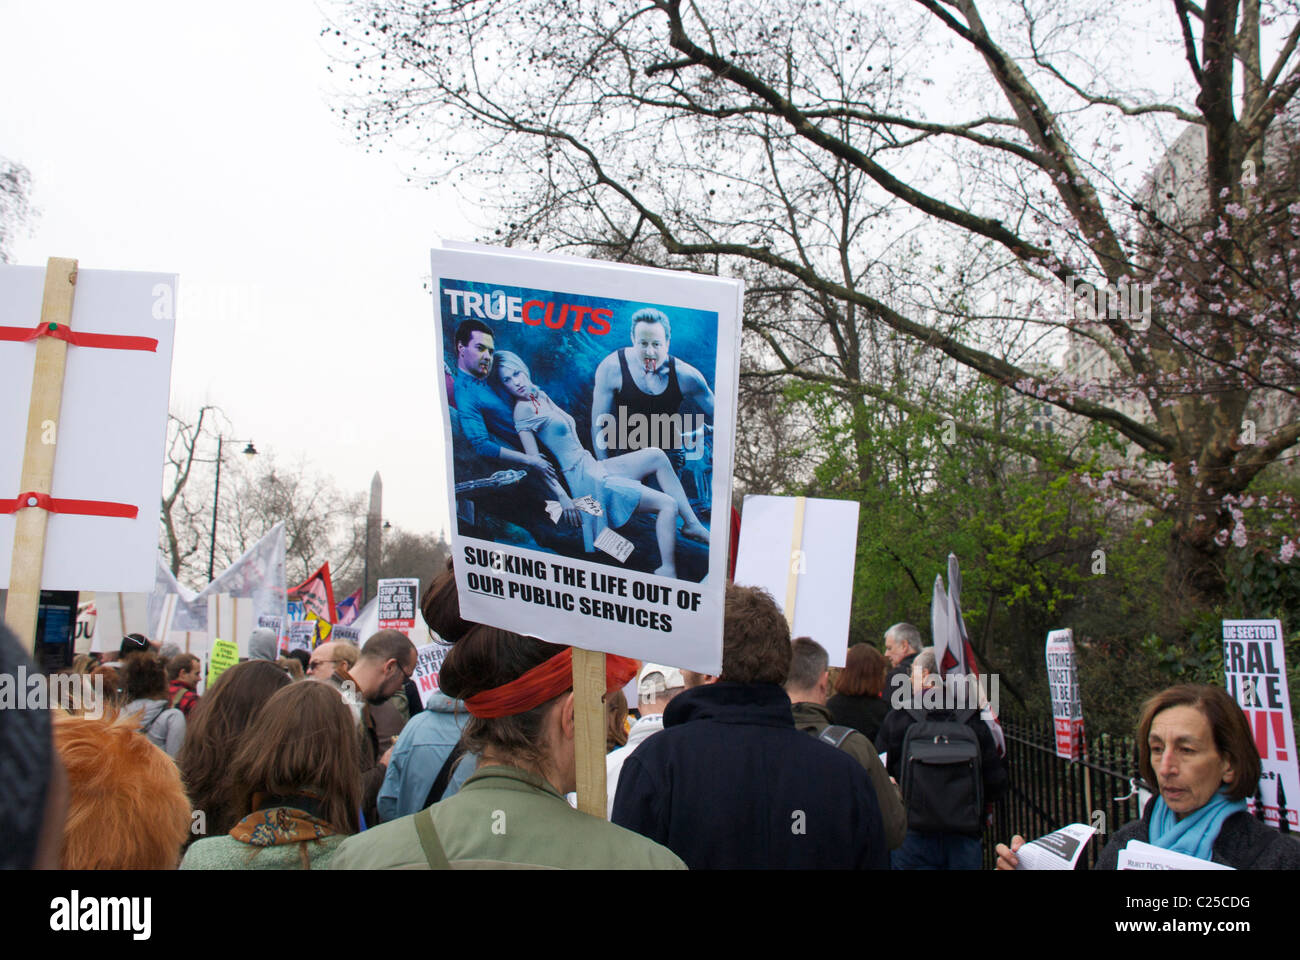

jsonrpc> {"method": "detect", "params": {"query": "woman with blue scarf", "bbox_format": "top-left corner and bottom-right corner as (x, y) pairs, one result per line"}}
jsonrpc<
(997, 685), (1300, 869)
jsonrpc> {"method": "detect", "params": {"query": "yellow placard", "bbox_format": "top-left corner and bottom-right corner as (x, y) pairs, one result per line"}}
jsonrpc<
(208, 638), (239, 686)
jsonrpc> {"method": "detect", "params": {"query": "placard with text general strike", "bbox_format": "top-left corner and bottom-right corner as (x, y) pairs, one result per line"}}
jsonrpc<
(431, 243), (742, 673)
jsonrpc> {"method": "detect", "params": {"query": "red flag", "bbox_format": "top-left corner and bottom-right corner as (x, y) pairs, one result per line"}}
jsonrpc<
(291, 562), (337, 624)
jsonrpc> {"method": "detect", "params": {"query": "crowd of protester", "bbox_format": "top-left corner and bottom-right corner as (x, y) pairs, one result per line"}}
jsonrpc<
(2, 562), (1297, 871)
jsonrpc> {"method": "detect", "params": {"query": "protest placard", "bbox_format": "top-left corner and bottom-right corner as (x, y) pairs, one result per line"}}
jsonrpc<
(286, 620), (316, 654)
(332, 624), (361, 646)
(1, 260), (176, 649)
(73, 598), (96, 654)
(258, 614), (284, 654)
(96, 592), (150, 649)
(207, 594), (254, 658)
(1045, 628), (1085, 761)
(376, 577), (419, 634)
(412, 638), (455, 708)
(208, 639), (239, 686)
(1222, 619), (1298, 830)
(432, 242), (741, 674)
(732, 495), (859, 667)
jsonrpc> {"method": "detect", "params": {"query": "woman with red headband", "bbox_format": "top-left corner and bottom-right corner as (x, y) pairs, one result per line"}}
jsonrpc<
(325, 625), (685, 870)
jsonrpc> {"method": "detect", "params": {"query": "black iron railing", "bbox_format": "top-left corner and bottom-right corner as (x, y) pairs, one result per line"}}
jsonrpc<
(983, 714), (1145, 869)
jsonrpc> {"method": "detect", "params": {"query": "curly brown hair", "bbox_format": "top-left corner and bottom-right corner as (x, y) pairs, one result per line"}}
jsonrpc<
(721, 584), (791, 685)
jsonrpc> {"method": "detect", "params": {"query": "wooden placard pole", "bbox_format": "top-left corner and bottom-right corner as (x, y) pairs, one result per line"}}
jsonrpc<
(572, 646), (608, 818)
(782, 495), (807, 631)
(5, 257), (78, 652)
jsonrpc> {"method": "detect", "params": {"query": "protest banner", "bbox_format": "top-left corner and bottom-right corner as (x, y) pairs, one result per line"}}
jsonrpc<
(257, 614), (284, 654)
(293, 562), (336, 624)
(286, 620), (315, 654)
(207, 594), (254, 658)
(1045, 628), (1085, 762)
(412, 638), (455, 708)
(336, 587), (362, 625)
(1, 259), (176, 650)
(732, 495), (859, 667)
(376, 577), (419, 634)
(432, 242), (742, 815)
(148, 523), (286, 656)
(208, 638), (239, 686)
(332, 624), (361, 646)
(73, 597), (96, 654)
(96, 592), (150, 650)
(1222, 619), (1299, 830)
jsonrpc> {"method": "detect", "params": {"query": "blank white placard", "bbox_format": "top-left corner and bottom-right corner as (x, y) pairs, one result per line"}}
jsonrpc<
(732, 494), (860, 667)
(0, 266), (176, 592)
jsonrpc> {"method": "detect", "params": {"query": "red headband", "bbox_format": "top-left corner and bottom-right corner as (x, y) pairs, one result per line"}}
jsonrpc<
(464, 648), (639, 719)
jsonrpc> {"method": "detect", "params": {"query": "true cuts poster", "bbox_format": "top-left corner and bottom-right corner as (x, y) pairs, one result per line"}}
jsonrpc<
(432, 243), (742, 673)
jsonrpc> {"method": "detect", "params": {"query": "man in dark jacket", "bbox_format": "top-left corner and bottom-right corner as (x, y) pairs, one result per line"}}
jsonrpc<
(611, 585), (888, 869)
(877, 646), (1007, 869)
(883, 622), (922, 706)
(785, 636), (907, 851)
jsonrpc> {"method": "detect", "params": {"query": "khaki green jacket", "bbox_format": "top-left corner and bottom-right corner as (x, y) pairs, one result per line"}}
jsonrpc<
(326, 764), (685, 870)
(791, 700), (908, 850)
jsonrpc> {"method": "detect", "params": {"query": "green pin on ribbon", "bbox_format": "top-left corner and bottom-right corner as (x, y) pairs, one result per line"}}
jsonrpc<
(48, 322), (58, 331)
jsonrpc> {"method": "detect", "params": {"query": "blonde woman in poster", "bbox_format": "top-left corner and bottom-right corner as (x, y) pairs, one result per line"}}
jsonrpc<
(492, 350), (708, 578)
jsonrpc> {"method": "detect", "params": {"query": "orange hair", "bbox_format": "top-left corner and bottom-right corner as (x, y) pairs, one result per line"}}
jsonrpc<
(54, 710), (192, 869)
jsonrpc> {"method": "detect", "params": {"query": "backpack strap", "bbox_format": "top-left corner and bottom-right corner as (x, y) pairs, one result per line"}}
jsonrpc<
(422, 742), (468, 810)
(141, 706), (164, 735)
(414, 806), (451, 870)
(818, 725), (855, 750)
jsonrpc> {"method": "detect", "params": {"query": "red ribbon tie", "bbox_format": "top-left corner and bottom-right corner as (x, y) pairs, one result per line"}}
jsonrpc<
(0, 320), (158, 352)
(0, 491), (138, 519)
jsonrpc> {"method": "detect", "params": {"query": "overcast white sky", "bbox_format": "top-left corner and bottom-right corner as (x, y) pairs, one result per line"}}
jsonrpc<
(1, 1), (463, 543)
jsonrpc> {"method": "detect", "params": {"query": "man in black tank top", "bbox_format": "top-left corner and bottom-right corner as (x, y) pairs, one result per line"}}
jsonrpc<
(590, 309), (714, 473)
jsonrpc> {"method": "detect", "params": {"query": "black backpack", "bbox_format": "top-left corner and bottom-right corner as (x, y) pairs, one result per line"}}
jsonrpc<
(899, 709), (982, 834)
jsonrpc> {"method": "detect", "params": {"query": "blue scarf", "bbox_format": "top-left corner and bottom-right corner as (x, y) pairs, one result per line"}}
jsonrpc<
(1148, 788), (1247, 861)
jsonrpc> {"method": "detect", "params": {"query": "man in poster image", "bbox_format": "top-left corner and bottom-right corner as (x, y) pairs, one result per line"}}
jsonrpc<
(591, 309), (714, 472)
(452, 318), (559, 483)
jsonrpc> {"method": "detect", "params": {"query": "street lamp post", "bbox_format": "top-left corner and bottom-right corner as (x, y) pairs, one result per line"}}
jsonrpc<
(208, 435), (258, 582)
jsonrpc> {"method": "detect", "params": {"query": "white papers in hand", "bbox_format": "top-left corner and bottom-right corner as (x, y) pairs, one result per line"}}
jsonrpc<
(1014, 823), (1097, 870)
(1116, 840), (1234, 870)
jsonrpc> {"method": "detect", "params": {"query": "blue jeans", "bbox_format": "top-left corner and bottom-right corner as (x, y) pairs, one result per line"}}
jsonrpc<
(890, 831), (983, 870)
